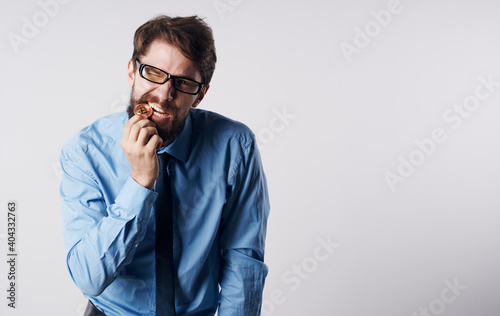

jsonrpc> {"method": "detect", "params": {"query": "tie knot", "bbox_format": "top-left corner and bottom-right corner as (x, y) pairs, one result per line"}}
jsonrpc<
(157, 153), (170, 171)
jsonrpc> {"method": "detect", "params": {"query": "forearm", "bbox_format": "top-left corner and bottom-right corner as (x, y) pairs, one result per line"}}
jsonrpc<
(62, 176), (156, 296)
(218, 249), (268, 315)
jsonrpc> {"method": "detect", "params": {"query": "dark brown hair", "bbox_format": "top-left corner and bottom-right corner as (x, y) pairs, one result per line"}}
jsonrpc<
(132, 15), (217, 85)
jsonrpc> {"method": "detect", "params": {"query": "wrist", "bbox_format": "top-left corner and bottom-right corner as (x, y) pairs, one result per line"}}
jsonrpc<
(130, 172), (155, 191)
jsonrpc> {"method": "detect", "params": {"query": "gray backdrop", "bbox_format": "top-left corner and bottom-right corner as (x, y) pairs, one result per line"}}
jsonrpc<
(1, 0), (500, 315)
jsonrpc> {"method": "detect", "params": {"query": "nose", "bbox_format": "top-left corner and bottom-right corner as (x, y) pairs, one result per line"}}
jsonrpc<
(156, 79), (175, 101)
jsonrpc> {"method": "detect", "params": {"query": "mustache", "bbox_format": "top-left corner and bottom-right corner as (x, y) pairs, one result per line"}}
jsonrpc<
(137, 93), (177, 114)
(138, 94), (165, 107)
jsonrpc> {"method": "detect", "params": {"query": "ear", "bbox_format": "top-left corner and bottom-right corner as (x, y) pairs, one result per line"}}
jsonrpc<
(193, 84), (210, 108)
(127, 59), (135, 87)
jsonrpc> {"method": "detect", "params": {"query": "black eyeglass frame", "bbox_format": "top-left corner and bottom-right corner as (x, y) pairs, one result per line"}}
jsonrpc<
(135, 59), (204, 95)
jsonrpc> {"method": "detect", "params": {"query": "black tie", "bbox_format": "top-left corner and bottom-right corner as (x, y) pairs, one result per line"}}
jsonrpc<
(155, 153), (176, 315)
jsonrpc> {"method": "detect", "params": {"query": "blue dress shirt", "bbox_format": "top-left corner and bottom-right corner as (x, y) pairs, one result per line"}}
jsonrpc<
(60, 109), (270, 315)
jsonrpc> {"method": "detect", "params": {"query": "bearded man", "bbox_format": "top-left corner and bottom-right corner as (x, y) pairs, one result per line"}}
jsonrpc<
(60, 15), (269, 316)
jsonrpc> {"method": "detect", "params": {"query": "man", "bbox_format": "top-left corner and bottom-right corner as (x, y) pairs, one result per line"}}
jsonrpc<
(60, 15), (270, 315)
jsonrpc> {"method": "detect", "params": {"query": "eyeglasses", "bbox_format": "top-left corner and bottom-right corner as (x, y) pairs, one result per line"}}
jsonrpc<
(135, 60), (204, 95)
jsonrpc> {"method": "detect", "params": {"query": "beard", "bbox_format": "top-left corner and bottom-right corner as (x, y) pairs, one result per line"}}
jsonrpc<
(127, 87), (193, 147)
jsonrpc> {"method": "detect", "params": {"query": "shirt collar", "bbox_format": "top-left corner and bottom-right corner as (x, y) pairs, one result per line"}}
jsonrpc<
(158, 113), (192, 162)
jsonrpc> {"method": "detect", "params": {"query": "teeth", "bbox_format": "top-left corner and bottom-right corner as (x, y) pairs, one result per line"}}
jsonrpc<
(150, 104), (165, 113)
(153, 111), (169, 118)
(150, 104), (169, 118)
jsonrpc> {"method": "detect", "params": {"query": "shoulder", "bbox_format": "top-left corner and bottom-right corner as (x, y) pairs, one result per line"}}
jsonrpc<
(61, 111), (127, 159)
(190, 108), (255, 150)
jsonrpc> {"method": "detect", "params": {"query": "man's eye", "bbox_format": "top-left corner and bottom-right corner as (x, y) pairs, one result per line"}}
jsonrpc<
(177, 79), (196, 87)
(144, 67), (164, 79)
(147, 69), (161, 76)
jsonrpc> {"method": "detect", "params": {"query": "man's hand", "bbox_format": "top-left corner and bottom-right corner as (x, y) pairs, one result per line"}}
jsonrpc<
(121, 114), (163, 190)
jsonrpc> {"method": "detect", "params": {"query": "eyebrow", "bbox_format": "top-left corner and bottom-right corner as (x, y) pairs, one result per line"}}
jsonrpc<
(138, 60), (200, 82)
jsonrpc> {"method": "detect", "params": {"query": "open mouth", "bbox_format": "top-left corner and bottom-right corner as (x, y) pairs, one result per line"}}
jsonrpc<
(150, 104), (170, 118)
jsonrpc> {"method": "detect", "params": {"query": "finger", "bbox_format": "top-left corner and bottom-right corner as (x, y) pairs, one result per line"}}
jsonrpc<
(137, 118), (156, 129)
(128, 117), (157, 142)
(137, 126), (159, 145)
(146, 134), (163, 152)
(122, 114), (144, 141)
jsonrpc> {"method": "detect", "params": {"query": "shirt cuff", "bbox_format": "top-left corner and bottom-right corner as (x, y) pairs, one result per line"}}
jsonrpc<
(113, 176), (158, 222)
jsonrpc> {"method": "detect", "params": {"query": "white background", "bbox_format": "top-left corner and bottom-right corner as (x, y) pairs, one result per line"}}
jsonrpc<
(1, 0), (500, 315)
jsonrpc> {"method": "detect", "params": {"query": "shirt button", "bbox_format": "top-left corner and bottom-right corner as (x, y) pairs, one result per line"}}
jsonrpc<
(149, 202), (153, 208)
(135, 244), (139, 248)
(153, 304), (156, 310)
